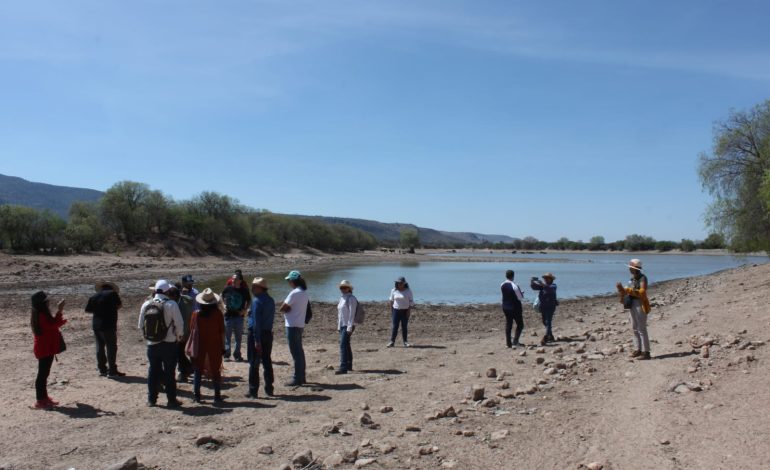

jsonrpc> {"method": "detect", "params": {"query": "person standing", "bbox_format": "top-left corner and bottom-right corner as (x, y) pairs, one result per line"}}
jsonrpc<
(387, 276), (414, 348)
(336, 280), (357, 374)
(188, 288), (226, 403)
(531, 273), (558, 346)
(501, 270), (525, 347)
(181, 274), (200, 312)
(246, 277), (276, 398)
(279, 270), (308, 386)
(616, 259), (652, 360)
(84, 281), (125, 377)
(138, 280), (185, 408)
(30, 291), (66, 409)
(221, 271), (251, 362)
(169, 283), (194, 383)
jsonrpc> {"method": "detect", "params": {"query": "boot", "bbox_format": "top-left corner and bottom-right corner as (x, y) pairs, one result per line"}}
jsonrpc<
(630, 350), (642, 358)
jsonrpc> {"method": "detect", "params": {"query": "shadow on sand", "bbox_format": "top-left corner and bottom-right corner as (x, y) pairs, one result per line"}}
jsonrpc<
(54, 402), (116, 419)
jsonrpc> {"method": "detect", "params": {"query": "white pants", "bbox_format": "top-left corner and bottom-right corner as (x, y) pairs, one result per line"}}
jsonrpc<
(629, 300), (650, 352)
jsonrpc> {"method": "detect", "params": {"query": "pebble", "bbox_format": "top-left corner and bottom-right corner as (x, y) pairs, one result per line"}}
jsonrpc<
(291, 449), (313, 468)
(258, 446), (274, 455)
(379, 406), (393, 413)
(405, 425), (422, 432)
(585, 463), (604, 470)
(105, 456), (140, 470)
(343, 449), (359, 462)
(360, 403), (370, 411)
(441, 461), (459, 468)
(481, 398), (499, 407)
(490, 429), (509, 441)
(536, 348), (546, 354)
(701, 346), (710, 358)
(536, 357), (546, 365)
(323, 453), (344, 467)
(462, 430), (475, 437)
(469, 385), (485, 401)
(486, 368), (497, 378)
(378, 443), (396, 454)
(543, 368), (558, 376)
(359, 413), (373, 426)
(354, 458), (377, 468)
(659, 439), (670, 445)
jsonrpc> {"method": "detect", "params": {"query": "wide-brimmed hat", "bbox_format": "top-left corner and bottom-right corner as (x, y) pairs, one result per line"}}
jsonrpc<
(542, 272), (556, 280)
(95, 281), (119, 293)
(339, 280), (353, 290)
(252, 277), (269, 289)
(154, 279), (173, 293)
(628, 259), (643, 271)
(196, 288), (221, 305)
(285, 270), (302, 281)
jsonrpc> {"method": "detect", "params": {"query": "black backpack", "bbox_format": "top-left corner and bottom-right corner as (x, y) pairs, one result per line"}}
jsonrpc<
(142, 299), (170, 342)
(305, 301), (313, 324)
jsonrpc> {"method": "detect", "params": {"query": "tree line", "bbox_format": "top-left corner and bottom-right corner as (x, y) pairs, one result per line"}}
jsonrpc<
(0, 181), (377, 254)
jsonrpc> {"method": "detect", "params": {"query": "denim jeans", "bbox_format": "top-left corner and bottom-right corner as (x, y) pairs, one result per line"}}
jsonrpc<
(147, 341), (178, 404)
(503, 308), (524, 346)
(36, 356), (54, 401)
(339, 327), (353, 371)
(248, 329), (275, 395)
(629, 300), (650, 352)
(193, 368), (221, 400)
(224, 315), (244, 359)
(285, 327), (306, 384)
(94, 329), (118, 373)
(541, 306), (556, 337)
(390, 308), (409, 343)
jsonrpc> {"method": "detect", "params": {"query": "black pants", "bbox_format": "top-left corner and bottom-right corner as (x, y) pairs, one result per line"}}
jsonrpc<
(94, 329), (118, 373)
(36, 356), (54, 401)
(177, 335), (192, 378)
(147, 342), (178, 404)
(390, 308), (409, 343)
(503, 307), (524, 347)
(247, 329), (275, 395)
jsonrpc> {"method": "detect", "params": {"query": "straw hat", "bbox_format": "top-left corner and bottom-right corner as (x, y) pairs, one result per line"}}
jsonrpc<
(339, 280), (353, 290)
(542, 272), (556, 280)
(196, 288), (221, 305)
(252, 277), (269, 289)
(95, 281), (119, 293)
(628, 259), (643, 271)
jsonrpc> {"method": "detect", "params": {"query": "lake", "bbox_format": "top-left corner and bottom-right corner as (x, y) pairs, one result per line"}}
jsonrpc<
(207, 252), (768, 305)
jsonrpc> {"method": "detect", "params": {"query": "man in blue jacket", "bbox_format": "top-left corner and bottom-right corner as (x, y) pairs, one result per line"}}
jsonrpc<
(246, 277), (276, 398)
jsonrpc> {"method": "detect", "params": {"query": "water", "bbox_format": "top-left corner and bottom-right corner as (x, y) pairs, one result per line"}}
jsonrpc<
(204, 252), (768, 305)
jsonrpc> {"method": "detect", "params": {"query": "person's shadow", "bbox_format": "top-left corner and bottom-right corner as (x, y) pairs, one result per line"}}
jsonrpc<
(54, 403), (115, 419)
(654, 351), (697, 360)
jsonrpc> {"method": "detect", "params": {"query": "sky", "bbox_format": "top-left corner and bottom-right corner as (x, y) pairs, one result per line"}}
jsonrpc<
(1, 0), (769, 242)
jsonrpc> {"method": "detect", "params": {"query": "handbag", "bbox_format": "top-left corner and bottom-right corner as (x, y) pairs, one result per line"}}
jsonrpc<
(57, 331), (67, 354)
(533, 296), (541, 313)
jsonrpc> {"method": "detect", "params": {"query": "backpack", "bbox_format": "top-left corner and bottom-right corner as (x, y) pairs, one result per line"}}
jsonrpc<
(352, 296), (366, 325)
(305, 301), (313, 324)
(142, 299), (170, 342)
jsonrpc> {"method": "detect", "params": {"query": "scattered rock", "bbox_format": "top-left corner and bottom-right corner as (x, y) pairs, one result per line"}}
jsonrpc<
(469, 385), (485, 401)
(258, 446), (274, 455)
(462, 430), (475, 437)
(360, 403), (370, 411)
(405, 425), (422, 432)
(291, 449), (313, 468)
(343, 449), (359, 462)
(543, 368), (558, 376)
(354, 458), (377, 468)
(359, 413), (373, 426)
(585, 463), (604, 470)
(379, 406), (393, 413)
(490, 429), (509, 441)
(441, 461), (458, 468)
(323, 452), (344, 467)
(535, 357), (546, 365)
(105, 456), (140, 470)
(322, 424), (340, 436)
(378, 443), (396, 454)
(659, 439), (670, 445)
(481, 398), (499, 408)
(486, 368), (497, 378)
(536, 347), (546, 354)
(701, 346), (710, 358)
(418, 445), (437, 456)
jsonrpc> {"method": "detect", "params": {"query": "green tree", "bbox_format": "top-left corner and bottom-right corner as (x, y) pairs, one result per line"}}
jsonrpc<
(680, 239), (696, 252)
(624, 234), (656, 251)
(589, 235), (605, 250)
(400, 229), (420, 252)
(100, 181), (151, 242)
(700, 232), (726, 250)
(698, 101), (770, 252)
(65, 202), (108, 252)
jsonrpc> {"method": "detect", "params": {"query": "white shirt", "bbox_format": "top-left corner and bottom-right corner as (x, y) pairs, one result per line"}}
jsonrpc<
(283, 287), (308, 328)
(390, 288), (414, 310)
(337, 294), (358, 329)
(137, 294), (185, 345)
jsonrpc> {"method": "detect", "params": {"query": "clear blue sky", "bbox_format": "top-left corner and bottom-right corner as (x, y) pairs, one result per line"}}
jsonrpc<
(2, 1), (769, 242)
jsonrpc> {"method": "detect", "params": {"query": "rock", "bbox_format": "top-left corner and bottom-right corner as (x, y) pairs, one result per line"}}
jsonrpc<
(515, 385), (537, 395)
(278, 465), (292, 470)
(486, 368), (497, 378)
(379, 406), (393, 413)
(659, 439), (670, 445)
(536, 347), (546, 354)
(462, 430), (475, 437)
(535, 357), (546, 365)
(323, 453), (344, 467)
(354, 458), (377, 468)
(481, 398), (499, 407)
(105, 456), (139, 470)
(322, 424), (340, 436)
(490, 429), (509, 441)
(543, 368), (558, 376)
(360, 403), (370, 411)
(443, 406), (457, 418)
(292, 449), (313, 468)
(378, 443), (396, 454)
(552, 346), (564, 354)
(701, 346), (710, 358)
(343, 449), (359, 463)
(499, 391), (517, 399)
(418, 446), (435, 455)
(359, 413), (373, 426)
(499, 381), (510, 390)
(360, 439), (373, 448)
(195, 436), (222, 447)
(441, 461), (458, 468)
(519, 350), (527, 357)
(585, 463), (604, 470)
(405, 425), (422, 432)
(470, 385), (485, 401)
(258, 446), (274, 455)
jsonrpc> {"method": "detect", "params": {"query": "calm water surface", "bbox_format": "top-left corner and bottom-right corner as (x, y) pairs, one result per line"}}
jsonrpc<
(206, 253), (768, 305)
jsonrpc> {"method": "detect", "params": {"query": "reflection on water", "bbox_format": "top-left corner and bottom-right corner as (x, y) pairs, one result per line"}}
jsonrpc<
(198, 253), (768, 305)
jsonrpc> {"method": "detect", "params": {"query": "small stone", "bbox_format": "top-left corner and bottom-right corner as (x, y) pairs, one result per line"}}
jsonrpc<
(486, 368), (497, 378)
(258, 446), (274, 455)
(585, 463), (604, 470)
(360, 439), (372, 448)
(481, 398), (499, 407)
(536, 357), (546, 365)
(701, 346), (710, 358)
(359, 413), (373, 426)
(378, 443), (396, 454)
(105, 456), (139, 470)
(552, 346), (564, 354)
(463, 430), (475, 437)
(405, 425), (421, 432)
(490, 429), (509, 441)
(659, 439), (670, 445)
(354, 458), (377, 468)
(322, 424), (340, 436)
(278, 465), (292, 470)
(499, 381), (510, 390)
(498, 391), (517, 399)
(543, 368), (558, 376)
(195, 436), (222, 447)
(443, 406), (457, 418)
(519, 350), (527, 357)
(343, 449), (359, 462)
(379, 406), (393, 413)
(292, 449), (313, 468)
(442, 461), (458, 468)
(323, 453), (344, 467)
(470, 385), (485, 401)
(360, 403), (370, 411)
(536, 347), (546, 354)
(418, 446), (435, 455)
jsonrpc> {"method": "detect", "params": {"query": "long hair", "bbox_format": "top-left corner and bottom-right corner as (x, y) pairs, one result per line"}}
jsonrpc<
(292, 277), (308, 291)
(199, 303), (218, 318)
(394, 281), (410, 290)
(30, 291), (52, 336)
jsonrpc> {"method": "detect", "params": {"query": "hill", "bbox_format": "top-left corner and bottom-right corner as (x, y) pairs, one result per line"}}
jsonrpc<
(303, 215), (516, 246)
(0, 174), (103, 219)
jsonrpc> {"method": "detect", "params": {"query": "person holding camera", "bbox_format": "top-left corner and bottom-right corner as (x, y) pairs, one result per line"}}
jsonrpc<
(616, 259), (652, 360)
(30, 291), (67, 409)
(531, 273), (558, 345)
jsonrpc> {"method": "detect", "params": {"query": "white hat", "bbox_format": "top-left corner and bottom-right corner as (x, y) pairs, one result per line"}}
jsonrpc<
(154, 279), (173, 292)
(196, 288), (221, 305)
(252, 277), (269, 289)
(339, 279), (353, 290)
(628, 259), (643, 271)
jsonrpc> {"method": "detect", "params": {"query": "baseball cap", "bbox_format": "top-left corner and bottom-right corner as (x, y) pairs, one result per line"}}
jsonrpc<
(285, 270), (302, 281)
(154, 279), (173, 292)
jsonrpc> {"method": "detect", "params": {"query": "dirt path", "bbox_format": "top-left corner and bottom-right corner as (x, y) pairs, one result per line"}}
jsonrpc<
(0, 256), (767, 470)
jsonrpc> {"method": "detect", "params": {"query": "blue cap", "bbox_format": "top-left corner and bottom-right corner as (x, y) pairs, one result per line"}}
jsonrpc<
(285, 270), (302, 281)
(182, 274), (194, 283)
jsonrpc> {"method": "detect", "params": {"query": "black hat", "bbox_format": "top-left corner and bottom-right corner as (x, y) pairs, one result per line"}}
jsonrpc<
(395, 276), (407, 284)
(182, 274), (195, 284)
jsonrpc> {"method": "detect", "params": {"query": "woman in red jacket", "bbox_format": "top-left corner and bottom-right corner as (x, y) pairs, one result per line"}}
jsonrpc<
(30, 291), (66, 409)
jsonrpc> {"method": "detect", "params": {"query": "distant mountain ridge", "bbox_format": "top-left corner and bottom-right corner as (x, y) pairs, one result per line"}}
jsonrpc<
(0, 174), (515, 245)
(0, 173), (104, 219)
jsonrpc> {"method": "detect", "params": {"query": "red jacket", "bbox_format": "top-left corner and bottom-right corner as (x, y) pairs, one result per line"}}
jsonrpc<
(33, 312), (67, 359)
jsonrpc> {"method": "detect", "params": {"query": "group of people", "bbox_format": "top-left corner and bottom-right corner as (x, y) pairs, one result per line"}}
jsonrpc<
(29, 259), (651, 409)
(499, 258), (653, 359)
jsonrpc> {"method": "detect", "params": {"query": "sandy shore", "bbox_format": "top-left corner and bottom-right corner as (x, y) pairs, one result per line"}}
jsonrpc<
(0, 251), (768, 469)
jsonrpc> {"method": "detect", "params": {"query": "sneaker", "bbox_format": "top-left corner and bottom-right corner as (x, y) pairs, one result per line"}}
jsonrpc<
(34, 400), (53, 410)
(334, 369), (348, 375)
(146, 400), (157, 407)
(264, 388), (274, 397)
(630, 350), (642, 358)
(245, 392), (258, 399)
(403, 342), (412, 348)
(512, 341), (522, 347)
(386, 341), (395, 348)
(99, 370), (109, 377)
(167, 399), (183, 408)
(45, 396), (59, 406)
(108, 370), (126, 378)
